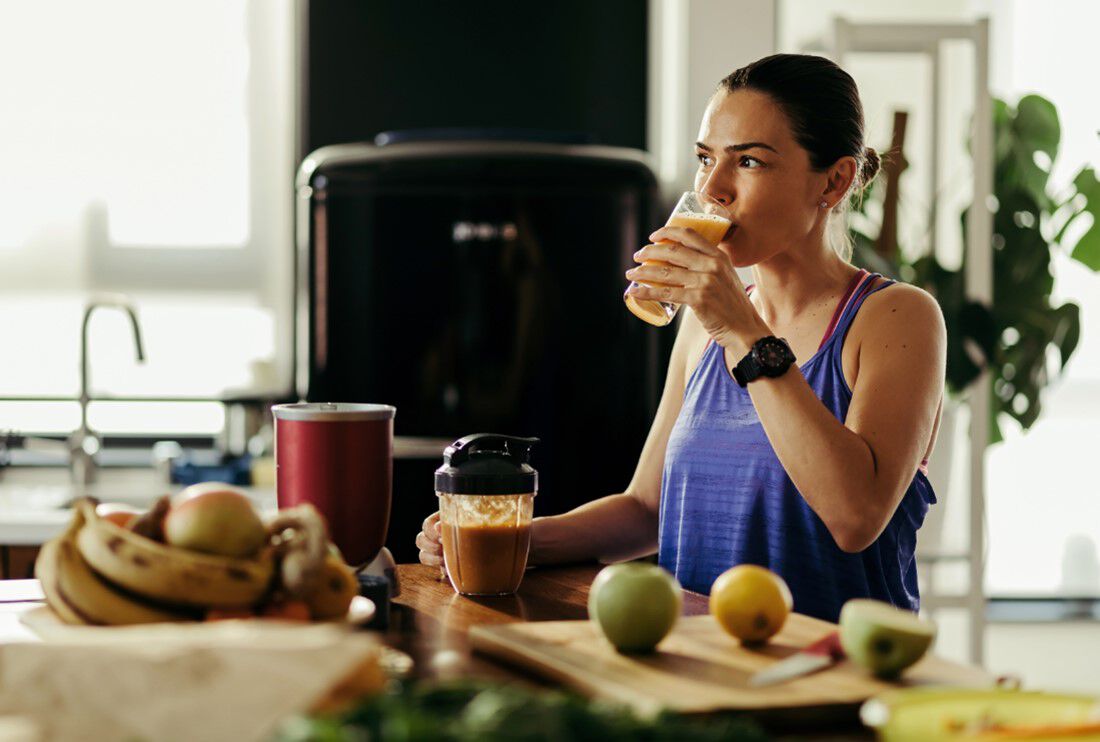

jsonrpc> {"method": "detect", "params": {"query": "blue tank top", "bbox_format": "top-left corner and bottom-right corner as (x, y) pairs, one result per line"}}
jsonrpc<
(657, 271), (936, 622)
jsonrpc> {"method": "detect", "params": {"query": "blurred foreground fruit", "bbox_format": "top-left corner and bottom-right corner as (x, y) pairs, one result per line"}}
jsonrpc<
(76, 498), (274, 608)
(261, 599), (312, 622)
(95, 503), (140, 529)
(205, 607), (256, 621)
(36, 507), (195, 625)
(839, 599), (935, 678)
(129, 496), (170, 542)
(588, 562), (682, 653)
(36, 497), (342, 627)
(709, 565), (792, 644)
(304, 553), (359, 620)
(165, 482), (267, 558)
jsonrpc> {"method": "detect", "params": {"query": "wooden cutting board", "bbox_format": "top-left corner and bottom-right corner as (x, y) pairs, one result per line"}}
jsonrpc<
(469, 613), (992, 718)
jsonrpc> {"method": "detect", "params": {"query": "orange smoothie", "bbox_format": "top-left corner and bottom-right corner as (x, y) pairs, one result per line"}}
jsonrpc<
(625, 211), (731, 326)
(441, 521), (532, 595)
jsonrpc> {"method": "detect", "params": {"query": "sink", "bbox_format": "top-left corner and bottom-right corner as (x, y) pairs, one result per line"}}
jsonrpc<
(0, 466), (276, 546)
(0, 467), (171, 510)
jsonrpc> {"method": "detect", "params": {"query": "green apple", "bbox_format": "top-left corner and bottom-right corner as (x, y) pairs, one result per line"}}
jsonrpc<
(587, 562), (682, 654)
(839, 599), (937, 679)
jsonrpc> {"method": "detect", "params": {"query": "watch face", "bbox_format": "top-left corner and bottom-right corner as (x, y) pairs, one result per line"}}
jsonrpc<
(754, 337), (794, 372)
(757, 339), (783, 365)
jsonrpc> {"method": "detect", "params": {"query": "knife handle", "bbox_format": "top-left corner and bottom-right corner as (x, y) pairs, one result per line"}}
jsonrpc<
(806, 631), (845, 660)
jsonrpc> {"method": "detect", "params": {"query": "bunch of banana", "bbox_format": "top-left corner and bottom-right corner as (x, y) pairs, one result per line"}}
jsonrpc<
(35, 506), (196, 625)
(35, 498), (279, 625)
(73, 499), (275, 609)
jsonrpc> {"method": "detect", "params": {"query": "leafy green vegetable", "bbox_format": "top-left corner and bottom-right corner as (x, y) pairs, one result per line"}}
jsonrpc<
(272, 679), (769, 742)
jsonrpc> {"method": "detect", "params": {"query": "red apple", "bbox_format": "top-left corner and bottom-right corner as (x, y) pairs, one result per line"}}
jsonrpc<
(96, 502), (141, 529)
(164, 483), (267, 558)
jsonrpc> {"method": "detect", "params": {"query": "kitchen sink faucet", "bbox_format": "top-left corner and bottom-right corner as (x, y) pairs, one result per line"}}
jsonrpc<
(71, 297), (145, 485)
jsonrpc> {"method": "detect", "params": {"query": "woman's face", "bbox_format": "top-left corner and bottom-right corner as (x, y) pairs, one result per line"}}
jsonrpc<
(693, 88), (831, 268)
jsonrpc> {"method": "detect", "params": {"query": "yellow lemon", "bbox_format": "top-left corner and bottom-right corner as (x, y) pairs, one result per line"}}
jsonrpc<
(709, 564), (793, 644)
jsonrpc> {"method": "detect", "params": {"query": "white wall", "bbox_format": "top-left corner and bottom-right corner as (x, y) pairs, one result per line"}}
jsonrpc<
(648, 0), (777, 197)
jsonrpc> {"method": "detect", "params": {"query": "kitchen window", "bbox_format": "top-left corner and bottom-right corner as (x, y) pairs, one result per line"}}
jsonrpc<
(0, 0), (296, 437)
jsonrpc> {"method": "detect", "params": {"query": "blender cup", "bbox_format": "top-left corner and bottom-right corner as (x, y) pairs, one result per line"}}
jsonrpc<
(434, 434), (539, 596)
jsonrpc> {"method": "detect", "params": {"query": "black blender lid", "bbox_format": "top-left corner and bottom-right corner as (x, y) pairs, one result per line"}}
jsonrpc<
(434, 433), (539, 495)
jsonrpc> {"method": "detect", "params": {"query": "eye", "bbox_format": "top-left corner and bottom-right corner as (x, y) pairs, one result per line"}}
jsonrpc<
(740, 155), (764, 169)
(696, 152), (714, 167)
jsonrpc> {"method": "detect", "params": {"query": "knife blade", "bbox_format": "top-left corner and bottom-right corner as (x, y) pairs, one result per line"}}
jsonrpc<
(749, 631), (845, 687)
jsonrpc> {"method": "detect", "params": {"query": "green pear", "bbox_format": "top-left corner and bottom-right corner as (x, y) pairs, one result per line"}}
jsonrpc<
(839, 599), (936, 679)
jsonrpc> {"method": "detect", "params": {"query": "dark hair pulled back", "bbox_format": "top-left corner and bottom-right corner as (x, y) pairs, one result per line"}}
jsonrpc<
(719, 54), (879, 191)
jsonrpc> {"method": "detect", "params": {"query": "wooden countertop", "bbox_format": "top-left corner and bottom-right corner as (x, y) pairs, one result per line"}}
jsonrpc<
(386, 563), (994, 738)
(386, 562), (687, 683)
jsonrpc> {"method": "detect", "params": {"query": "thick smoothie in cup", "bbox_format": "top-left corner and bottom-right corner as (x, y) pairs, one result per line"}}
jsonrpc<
(434, 434), (539, 596)
(438, 493), (534, 595)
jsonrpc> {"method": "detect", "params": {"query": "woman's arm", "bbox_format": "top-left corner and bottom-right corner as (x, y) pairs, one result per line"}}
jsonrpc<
(528, 309), (708, 566)
(732, 283), (946, 553)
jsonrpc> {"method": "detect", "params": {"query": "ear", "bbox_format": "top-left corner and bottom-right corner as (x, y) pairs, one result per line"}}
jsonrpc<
(820, 156), (858, 207)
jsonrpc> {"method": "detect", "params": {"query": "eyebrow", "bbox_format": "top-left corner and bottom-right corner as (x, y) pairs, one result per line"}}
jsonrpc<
(695, 141), (780, 155)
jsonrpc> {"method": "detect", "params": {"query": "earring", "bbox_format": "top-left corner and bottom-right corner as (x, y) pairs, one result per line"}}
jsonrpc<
(819, 200), (829, 208)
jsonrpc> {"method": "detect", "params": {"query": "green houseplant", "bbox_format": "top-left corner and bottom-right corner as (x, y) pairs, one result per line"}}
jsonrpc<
(852, 94), (1100, 443)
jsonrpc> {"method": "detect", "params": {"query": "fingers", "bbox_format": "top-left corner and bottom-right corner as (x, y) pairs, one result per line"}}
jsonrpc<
(416, 529), (442, 554)
(633, 242), (720, 272)
(422, 511), (441, 540)
(416, 511), (444, 566)
(416, 529), (443, 566)
(625, 262), (693, 288)
(625, 283), (689, 304)
(648, 226), (722, 255)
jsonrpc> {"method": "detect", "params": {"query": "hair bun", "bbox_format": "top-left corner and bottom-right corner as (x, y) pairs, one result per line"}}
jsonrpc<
(860, 147), (881, 187)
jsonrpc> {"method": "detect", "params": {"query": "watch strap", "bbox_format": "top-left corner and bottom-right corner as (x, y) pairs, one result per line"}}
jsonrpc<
(732, 350), (761, 387)
(731, 336), (795, 387)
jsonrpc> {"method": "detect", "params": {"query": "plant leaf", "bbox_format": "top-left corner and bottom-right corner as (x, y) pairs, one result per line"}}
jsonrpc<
(1052, 301), (1082, 370)
(1069, 167), (1100, 270)
(1013, 94), (1060, 161)
(1071, 223), (1100, 270)
(1073, 166), (1100, 200)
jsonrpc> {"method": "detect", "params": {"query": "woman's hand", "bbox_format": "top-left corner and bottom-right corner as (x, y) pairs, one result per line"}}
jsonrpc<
(416, 511), (443, 567)
(625, 226), (769, 354)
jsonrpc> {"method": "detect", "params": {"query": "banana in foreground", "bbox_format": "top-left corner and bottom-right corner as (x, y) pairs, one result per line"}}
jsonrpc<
(73, 498), (275, 609)
(35, 508), (195, 625)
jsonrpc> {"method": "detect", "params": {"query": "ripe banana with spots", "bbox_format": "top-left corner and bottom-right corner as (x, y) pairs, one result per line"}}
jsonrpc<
(73, 498), (275, 609)
(35, 507), (195, 625)
(34, 533), (90, 625)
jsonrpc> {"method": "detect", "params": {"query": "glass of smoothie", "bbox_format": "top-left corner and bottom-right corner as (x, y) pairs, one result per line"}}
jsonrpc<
(624, 190), (732, 326)
(434, 434), (538, 596)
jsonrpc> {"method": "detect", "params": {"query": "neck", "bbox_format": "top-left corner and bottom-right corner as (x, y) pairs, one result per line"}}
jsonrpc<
(749, 241), (857, 328)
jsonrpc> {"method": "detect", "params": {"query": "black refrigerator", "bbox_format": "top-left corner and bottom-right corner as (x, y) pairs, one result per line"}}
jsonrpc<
(296, 133), (670, 562)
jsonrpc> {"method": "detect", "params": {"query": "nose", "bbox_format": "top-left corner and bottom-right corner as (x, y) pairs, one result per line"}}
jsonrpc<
(697, 169), (733, 207)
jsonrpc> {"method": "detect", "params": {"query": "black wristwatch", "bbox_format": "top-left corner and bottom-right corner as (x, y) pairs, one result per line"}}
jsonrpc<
(731, 336), (796, 387)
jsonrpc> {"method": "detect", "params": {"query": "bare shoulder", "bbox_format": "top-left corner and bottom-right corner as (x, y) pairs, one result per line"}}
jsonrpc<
(842, 280), (946, 391)
(853, 280), (946, 344)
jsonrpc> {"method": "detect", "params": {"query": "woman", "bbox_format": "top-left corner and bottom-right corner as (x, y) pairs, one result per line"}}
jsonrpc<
(416, 54), (945, 623)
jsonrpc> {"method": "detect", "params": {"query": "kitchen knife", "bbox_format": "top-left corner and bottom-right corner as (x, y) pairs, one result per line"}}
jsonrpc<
(749, 631), (845, 687)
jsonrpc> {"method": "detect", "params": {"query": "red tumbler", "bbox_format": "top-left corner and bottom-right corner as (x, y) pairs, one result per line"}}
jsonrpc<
(272, 402), (396, 567)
